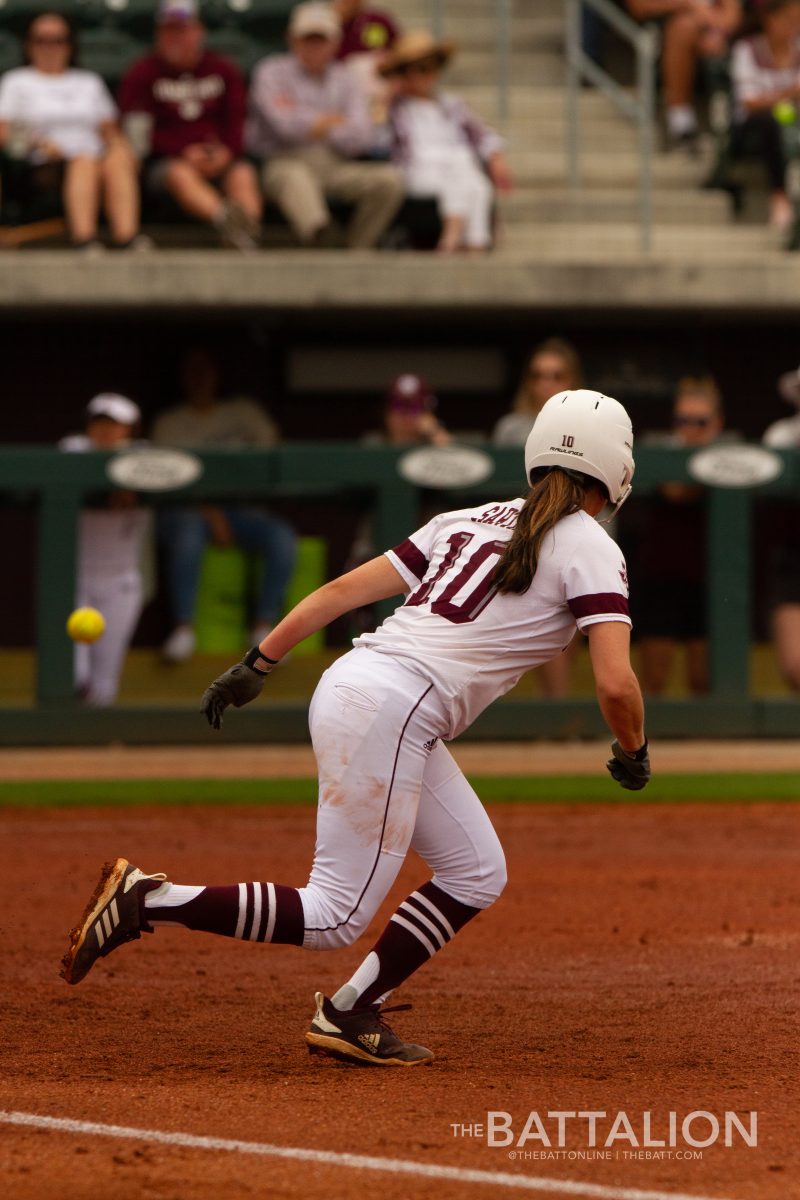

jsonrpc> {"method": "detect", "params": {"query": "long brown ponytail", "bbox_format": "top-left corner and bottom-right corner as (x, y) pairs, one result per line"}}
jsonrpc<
(493, 468), (597, 595)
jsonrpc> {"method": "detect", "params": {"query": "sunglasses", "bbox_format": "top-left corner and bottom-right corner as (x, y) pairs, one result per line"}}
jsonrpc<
(397, 58), (441, 76)
(671, 415), (710, 429)
(530, 368), (568, 381)
(29, 34), (71, 45)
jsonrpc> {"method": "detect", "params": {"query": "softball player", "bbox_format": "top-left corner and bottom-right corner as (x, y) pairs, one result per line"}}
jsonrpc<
(62, 390), (650, 1066)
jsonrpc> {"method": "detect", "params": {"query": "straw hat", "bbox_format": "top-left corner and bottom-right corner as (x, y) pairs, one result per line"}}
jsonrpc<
(379, 30), (456, 77)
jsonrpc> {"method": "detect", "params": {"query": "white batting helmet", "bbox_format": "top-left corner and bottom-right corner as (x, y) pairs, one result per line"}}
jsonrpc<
(524, 389), (635, 518)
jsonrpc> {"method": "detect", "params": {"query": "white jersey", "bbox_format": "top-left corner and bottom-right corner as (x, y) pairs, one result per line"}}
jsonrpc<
(355, 499), (630, 739)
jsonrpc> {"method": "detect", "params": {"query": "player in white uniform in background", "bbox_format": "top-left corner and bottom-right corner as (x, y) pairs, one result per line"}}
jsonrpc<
(62, 390), (650, 1066)
(60, 394), (150, 707)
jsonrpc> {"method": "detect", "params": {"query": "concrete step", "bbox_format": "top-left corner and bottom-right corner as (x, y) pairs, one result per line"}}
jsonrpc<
(499, 187), (732, 226)
(508, 147), (708, 189)
(497, 221), (786, 262)
(393, 0), (564, 22)
(385, 12), (563, 46)
(457, 84), (632, 112)
(448, 49), (564, 86)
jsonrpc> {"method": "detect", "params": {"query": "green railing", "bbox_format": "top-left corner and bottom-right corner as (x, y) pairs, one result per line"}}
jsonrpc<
(1, 443), (798, 743)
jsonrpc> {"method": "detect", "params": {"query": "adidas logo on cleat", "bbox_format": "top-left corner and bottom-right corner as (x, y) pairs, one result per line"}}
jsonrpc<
(358, 1033), (380, 1053)
(93, 897), (121, 948)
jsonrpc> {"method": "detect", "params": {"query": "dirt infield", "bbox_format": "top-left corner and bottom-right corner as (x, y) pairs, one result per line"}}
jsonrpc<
(2, 739), (799, 780)
(2, 798), (798, 1200)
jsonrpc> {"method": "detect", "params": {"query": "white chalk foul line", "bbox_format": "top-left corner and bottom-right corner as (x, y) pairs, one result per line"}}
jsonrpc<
(0, 1110), (739, 1200)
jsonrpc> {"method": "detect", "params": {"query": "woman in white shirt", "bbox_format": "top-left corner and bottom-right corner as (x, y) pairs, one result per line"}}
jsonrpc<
(0, 11), (143, 249)
(380, 31), (512, 253)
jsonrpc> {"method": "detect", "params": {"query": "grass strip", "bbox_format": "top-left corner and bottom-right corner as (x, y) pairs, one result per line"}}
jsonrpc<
(0, 773), (798, 808)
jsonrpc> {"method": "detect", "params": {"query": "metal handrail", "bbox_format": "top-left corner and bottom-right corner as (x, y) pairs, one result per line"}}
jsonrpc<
(429, 0), (512, 123)
(565, 0), (659, 254)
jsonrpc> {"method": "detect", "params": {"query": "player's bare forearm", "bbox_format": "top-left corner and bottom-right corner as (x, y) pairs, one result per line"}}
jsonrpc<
(258, 556), (407, 661)
(596, 675), (645, 752)
(588, 622), (646, 752)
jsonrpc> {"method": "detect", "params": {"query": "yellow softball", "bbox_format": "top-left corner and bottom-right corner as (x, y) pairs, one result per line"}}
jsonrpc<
(66, 607), (106, 644)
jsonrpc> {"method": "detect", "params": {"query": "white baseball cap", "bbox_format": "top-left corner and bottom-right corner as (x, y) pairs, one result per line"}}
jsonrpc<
(289, 2), (340, 40)
(87, 393), (141, 426)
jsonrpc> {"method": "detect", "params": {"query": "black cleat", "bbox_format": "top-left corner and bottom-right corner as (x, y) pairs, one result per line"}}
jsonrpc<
(305, 991), (434, 1066)
(60, 858), (166, 985)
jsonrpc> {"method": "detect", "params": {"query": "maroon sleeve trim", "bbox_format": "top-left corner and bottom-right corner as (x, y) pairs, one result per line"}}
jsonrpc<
(569, 592), (630, 619)
(392, 538), (429, 580)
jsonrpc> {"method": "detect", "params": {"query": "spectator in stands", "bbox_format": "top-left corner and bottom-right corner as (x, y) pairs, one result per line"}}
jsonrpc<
(730, 0), (800, 231)
(152, 348), (297, 664)
(246, 2), (404, 247)
(762, 362), (800, 688)
(120, 0), (262, 250)
(624, 0), (743, 149)
(334, 0), (400, 147)
(633, 375), (727, 695)
(0, 11), (143, 250)
(335, 0), (399, 59)
(492, 338), (584, 446)
(379, 31), (512, 253)
(60, 394), (150, 705)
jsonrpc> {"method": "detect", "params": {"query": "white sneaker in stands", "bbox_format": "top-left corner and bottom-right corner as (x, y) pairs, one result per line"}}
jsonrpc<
(162, 627), (196, 663)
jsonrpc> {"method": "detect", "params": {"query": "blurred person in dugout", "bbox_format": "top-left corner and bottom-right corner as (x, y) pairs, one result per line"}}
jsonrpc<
(730, 0), (800, 233)
(152, 348), (297, 664)
(245, 2), (404, 248)
(119, 0), (263, 250)
(379, 31), (513, 253)
(60, 394), (150, 705)
(762, 363), (800, 689)
(347, 373), (451, 634)
(624, 0), (743, 150)
(0, 11), (143, 250)
(361, 371), (451, 446)
(492, 338), (584, 447)
(491, 338), (584, 697)
(633, 376), (728, 695)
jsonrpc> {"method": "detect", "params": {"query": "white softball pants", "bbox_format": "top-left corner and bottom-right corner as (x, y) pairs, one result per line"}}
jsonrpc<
(405, 147), (494, 248)
(74, 572), (142, 707)
(300, 647), (507, 950)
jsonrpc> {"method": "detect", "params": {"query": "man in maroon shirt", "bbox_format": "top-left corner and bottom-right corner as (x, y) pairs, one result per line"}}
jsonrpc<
(119, 0), (262, 248)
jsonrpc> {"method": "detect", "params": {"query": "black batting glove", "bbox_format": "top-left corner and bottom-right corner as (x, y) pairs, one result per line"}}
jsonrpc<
(201, 647), (277, 730)
(606, 739), (651, 791)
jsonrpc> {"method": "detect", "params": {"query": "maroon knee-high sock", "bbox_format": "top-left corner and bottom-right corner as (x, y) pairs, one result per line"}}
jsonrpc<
(146, 883), (305, 945)
(341, 880), (481, 1009)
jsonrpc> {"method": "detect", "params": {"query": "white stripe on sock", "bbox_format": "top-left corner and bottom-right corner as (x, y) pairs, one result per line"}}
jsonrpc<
(249, 883), (262, 941)
(234, 883), (247, 940)
(390, 913), (436, 957)
(410, 890), (455, 939)
(264, 881), (277, 943)
(398, 900), (446, 949)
